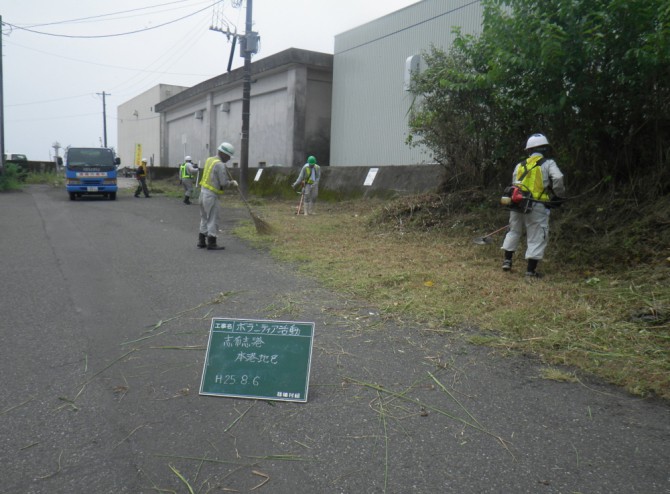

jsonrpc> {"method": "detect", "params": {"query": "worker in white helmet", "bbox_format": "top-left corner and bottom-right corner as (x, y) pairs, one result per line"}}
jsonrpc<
(197, 142), (238, 250)
(500, 133), (565, 278)
(180, 156), (198, 205)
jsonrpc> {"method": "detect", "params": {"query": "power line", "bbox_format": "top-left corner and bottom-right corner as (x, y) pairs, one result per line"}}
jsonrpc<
(109, 14), (214, 96)
(3, 38), (213, 82)
(2, 0), (223, 39)
(5, 92), (93, 108)
(19, 0), (202, 28)
(8, 112), (100, 123)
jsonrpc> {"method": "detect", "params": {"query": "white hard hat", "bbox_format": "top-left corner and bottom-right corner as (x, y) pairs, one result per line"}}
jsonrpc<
(217, 142), (235, 157)
(525, 133), (550, 150)
(185, 156), (192, 161)
(141, 157), (147, 162)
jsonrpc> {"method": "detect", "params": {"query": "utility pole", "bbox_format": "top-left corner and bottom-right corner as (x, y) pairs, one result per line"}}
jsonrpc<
(209, 1), (258, 195)
(97, 91), (109, 147)
(239, 0), (254, 196)
(1, 15), (5, 173)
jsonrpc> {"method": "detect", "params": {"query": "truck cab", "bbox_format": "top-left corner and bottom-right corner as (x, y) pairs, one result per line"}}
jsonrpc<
(65, 147), (120, 200)
(6, 153), (28, 162)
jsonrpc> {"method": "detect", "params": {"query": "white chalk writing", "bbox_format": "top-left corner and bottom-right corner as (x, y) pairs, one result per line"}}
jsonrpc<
(234, 352), (279, 364)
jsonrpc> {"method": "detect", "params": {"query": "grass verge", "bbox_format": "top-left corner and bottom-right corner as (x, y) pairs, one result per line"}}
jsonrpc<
(232, 196), (669, 400)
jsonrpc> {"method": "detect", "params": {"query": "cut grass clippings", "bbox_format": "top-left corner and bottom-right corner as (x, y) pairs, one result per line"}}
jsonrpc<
(232, 197), (670, 400)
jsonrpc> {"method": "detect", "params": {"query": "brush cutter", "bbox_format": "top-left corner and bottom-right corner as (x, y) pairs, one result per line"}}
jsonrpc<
(295, 187), (305, 215)
(472, 224), (509, 245)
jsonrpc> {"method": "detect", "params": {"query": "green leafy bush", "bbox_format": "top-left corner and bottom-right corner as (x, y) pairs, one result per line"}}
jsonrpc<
(408, 0), (670, 197)
(0, 164), (24, 191)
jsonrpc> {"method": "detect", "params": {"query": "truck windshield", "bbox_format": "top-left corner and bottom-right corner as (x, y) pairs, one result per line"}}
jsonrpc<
(66, 148), (116, 170)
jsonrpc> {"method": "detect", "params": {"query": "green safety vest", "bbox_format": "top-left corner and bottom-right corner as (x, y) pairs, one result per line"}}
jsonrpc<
(516, 155), (550, 202)
(201, 156), (224, 194)
(180, 162), (193, 179)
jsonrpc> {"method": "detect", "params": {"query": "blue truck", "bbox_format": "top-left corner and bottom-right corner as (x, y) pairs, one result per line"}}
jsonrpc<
(64, 147), (120, 200)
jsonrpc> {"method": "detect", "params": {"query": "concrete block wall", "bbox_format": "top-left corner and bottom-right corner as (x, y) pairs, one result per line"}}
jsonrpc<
(245, 164), (446, 199)
(138, 164), (446, 198)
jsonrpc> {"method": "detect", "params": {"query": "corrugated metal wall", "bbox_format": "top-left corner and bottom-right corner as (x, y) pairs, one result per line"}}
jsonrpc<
(331, 0), (483, 166)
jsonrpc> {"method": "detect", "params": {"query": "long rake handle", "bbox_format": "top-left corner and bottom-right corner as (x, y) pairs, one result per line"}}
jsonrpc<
(223, 165), (256, 215)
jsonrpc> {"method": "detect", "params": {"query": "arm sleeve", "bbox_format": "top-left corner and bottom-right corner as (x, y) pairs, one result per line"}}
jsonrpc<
(547, 161), (566, 197)
(217, 167), (230, 187)
(292, 166), (306, 188)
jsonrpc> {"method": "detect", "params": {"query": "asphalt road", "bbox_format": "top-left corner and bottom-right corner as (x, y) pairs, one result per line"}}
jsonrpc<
(1, 185), (668, 494)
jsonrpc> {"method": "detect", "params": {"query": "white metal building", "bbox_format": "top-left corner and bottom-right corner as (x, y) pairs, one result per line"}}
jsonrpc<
(117, 84), (188, 168)
(330, 0), (483, 166)
(153, 48), (333, 168)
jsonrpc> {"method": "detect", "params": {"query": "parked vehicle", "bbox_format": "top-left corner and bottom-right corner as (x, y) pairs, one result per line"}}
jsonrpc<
(63, 147), (120, 200)
(5, 153), (28, 162)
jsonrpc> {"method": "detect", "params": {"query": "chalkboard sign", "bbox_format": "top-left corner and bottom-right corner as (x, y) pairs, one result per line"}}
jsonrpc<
(199, 318), (315, 402)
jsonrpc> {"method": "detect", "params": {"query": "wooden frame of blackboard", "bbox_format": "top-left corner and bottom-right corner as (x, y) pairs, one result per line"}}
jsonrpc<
(199, 317), (315, 403)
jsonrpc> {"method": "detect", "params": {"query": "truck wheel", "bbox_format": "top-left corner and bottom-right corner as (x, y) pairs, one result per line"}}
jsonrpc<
(110, 192), (117, 200)
(69, 192), (76, 201)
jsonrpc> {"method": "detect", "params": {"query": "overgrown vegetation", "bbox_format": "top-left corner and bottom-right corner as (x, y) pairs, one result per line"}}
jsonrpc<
(23, 170), (63, 187)
(407, 0), (670, 194)
(0, 164), (25, 191)
(372, 0), (670, 396)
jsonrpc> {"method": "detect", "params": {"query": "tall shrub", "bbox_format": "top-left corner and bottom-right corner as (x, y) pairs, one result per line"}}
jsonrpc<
(408, 0), (670, 194)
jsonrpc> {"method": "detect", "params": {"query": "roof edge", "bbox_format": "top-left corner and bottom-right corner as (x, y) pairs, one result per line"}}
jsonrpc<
(155, 48), (333, 112)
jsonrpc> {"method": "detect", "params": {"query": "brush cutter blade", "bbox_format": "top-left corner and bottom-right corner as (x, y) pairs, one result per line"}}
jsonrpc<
(472, 236), (494, 245)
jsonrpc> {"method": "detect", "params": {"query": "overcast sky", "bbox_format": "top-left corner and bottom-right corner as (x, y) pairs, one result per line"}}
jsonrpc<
(1, 0), (419, 161)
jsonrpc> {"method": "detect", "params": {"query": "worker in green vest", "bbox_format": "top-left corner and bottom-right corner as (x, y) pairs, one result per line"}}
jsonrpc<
(197, 142), (238, 250)
(292, 155), (321, 215)
(179, 156), (198, 205)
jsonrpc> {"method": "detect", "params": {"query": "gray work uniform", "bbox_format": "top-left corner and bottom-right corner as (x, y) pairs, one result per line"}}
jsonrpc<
(501, 152), (565, 260)
(181, 162), (198, 198)
(199, 158), (232, 237)
(292, 163), (320, 214)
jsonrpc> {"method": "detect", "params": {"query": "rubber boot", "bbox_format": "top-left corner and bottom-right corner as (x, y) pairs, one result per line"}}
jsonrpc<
(197, 233), (207, 249)
(207, 235), (225, 250)
(526, 259), (542, 278)
(184, 196), (191, 205)
(502, 250), (514, 271)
